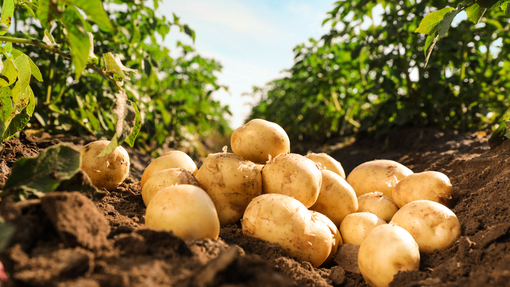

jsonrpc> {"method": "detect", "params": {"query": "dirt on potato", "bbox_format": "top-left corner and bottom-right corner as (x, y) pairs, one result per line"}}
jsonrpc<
(1, 128), (510, 287)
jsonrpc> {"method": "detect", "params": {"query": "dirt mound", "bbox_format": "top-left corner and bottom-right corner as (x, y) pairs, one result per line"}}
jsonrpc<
(1, 129), (510, 287)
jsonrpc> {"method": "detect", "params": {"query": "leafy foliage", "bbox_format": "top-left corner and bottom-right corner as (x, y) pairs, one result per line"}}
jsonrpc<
(249, 0), (510, 146)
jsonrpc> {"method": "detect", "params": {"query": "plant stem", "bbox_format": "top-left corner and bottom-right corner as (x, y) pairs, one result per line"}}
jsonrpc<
(0, 35), (122, 90)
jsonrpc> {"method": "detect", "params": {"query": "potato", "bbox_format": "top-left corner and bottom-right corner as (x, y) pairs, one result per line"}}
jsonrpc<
(392, 171), (453, 208)
(80, 140), (130, 191)
(390, 200), (461, 254)
(261, 153), (322, 208)
(145, 184), (220, 240)
(305, 152), (346, 179)
(357, 192), (399, 222)
(194, 152), (262, 225)
(347, 159), (413, 199)
(339, 212), (386, 245)
(310, 210), (343, 265)
(242, 194), (333, 267)
(141, 150), (197, 188)
(230, 119), (290, 164)
(358, 223), (420, 287)
(142, 168), (201, 206)
(310, 170), (358, 226)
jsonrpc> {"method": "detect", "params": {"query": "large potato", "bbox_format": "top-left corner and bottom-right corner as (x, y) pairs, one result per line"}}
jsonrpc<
(261, 153), (322, 208)
(390, 200), (461, 254)
(347, 159), (413, 199)
(242, 194), (333, 267)
(142, 168), (201, 206)
(80, 140), (130, 191)
(305, 152), (346, 179)
(145, 184), (220, 240)
(392, 171), (453, 208)
(357, 192), (399, 223)
(310, 170), (358, 226)
(230, 119), (290, 164)
(141, 151), (197, 188)
(310, 210), (343, 265)
(339, 212), (386, 245)
(358, 224), (420, 287)
(194, 152), (262, 225)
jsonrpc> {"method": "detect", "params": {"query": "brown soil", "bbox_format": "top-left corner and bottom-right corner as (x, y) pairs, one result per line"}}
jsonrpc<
(1, 129), (510, 287)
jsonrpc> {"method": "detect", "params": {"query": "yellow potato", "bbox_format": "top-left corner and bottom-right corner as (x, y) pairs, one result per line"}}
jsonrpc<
(79, 140), (130, 191)
(347, 159), (413, 199)
(310, 210), (343, 266)
(310, 170), (358, 226)
(305, 152), (346, 179)
(392, 171), (453, 208)
(230, 119), (290, 164)
(141, 150), (197, 188)
(390, 200), (461, 254)
(357, 192), (399, 223)
(358, 223), (420, 287)
(242, 194), (333, 267)
(194, 152), (262, 225)
(145, 184), (220, 240)
(339, 212), (386, 245)
(141, 168), (201, 206)
(261, 153), (322, 208)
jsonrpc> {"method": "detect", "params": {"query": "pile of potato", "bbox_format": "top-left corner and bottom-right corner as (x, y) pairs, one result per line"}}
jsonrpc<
(114, 118), (462, 287)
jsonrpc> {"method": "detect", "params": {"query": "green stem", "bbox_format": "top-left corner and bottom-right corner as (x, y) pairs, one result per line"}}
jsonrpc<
(0, 35), (122, 90)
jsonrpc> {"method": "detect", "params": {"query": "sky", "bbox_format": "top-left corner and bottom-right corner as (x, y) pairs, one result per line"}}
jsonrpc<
(159, 0), (336, 128)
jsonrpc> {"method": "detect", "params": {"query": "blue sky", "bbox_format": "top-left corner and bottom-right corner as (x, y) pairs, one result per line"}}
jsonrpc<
(159, 0), (336, 128)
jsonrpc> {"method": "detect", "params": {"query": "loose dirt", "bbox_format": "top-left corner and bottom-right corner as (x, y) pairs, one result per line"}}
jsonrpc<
(1, 129), (510, 287)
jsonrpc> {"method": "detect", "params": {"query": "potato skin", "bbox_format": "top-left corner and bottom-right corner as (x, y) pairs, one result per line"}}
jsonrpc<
(80, 140), (130, 191)
(358, 224), (420, 287)
(347, 159), (413, 199)
(142, 168), (201, 206)
(392, 171), (453, 208)
(242, 194), (332, 267)
(230, 119), (290, 164)
(305, 152), (346, 179)
(310, 210), (343, 266)
(261, 153), (322, 208)
(390, 200), (461, 254)
(141, 151), (197, 188)
(339, 212), (386, 245)
(310, 170), (358, 226)
(145, 185), (220, 240)
(194, 152), (262, 225)
(357, 192), (399, 223)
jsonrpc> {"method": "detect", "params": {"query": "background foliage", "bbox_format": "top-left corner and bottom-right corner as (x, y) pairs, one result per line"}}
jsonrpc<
(249, 0), (510, 146)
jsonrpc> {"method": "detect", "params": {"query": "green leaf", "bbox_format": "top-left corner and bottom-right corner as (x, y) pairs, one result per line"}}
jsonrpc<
(0, 0), (14, 36)
(0, 57), (18, 87)
(2, 110), (30, 141)
(63, 0), (114, 32)
(415, 7), (455, 34)
(104, 52), (138, 83)
(26, 86), (35, 117)
(437, 10), (461, 37)
(0, 144), (81, 199)
(0, 222), (15, 252)
(37, 0), (60, 30)
(183, 24), (195, 42)
(21, 2), (37, 19)
(489, 121), (510, 148)
(28, 56), (43, 82)
(0, 87), (12, 123)
(466, 4), (486, 23)
(42, 30), (59, 47)
(124, 101), (141, 147)
(61, 6), (90, 80)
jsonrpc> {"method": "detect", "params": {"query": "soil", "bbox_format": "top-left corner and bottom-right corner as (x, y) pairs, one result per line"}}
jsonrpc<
(1, 128), (510, 287)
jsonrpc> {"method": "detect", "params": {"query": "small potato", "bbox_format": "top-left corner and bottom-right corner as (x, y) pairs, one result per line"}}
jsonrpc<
(145, 185), (220, 240)
(310, 170), (358, 226)
(310, 210), (343, 266)
(339, 212), (386, 245)
(242, 194), (333, 267)
(392, 171), (453, 208)
(194, 152), (262, 225)
(262, 153), (322, 208)
(390, 200), (461, 254)
(141, 151), (197, 188)
(80, 140), (130, 191)
(305, 152), (346, 179)
(357, 192), (399, 223)
(358, 223), (420, 287)
(142, 168), (201, 206)
(347, 159), (413, 199)
(230, 119), (290, 164)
